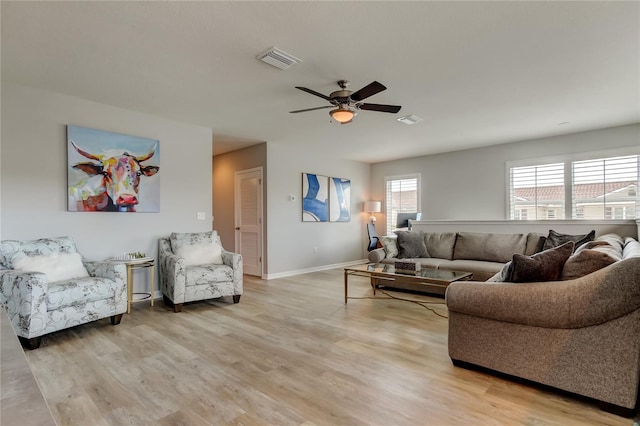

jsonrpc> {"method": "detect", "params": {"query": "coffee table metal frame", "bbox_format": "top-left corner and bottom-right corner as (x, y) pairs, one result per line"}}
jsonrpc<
(344, 263), (473, 303)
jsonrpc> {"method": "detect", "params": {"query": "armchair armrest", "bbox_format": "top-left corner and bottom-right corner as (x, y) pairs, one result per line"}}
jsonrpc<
(83, 261), (127, 307)
(84, 260), (126, 283)
(158, 239), (186, 303)
(446, 257), (640, 329)
(222, 250), (243, 294)
(0, 270), (48, 338)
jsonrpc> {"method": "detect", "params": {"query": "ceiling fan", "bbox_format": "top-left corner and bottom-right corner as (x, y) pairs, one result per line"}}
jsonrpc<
(290, 80), (401, 124)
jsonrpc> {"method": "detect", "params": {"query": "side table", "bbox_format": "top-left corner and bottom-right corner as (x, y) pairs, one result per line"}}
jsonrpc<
(125, 258), (155, 314)
(108, 257), (155, 314)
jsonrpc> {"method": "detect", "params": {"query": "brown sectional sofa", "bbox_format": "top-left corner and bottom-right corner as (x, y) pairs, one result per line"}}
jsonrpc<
(447, 236), (640, 415)
(368, 231), (543, 281)
(369, 230), (640, 415)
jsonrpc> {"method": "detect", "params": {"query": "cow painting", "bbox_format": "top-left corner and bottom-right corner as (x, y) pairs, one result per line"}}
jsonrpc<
(67, 126), (160, 212)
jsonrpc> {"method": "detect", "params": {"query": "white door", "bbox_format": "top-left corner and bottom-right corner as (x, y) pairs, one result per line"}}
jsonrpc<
(234, 168), (263, 277)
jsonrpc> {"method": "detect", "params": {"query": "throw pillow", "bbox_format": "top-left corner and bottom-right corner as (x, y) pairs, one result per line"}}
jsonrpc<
(561, 246), (619, 280)
(170, 230), (216, 252)
(175, 242), (223, 266)
(12, 252), (89, 282)
(170, 231), (223, 265)
(542, 229), (595, 252)
(486, 262), (511, 282)
(509, 241), (574, 283)
(379, 236), (398, 259)
(395, 231), (429, 258)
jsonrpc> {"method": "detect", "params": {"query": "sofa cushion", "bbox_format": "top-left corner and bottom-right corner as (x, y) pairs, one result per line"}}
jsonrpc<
(453, 232), (527, 263)
(12, 252), (89, 283)
(424, 232), (457, 260)
(525, 233), (545, 255)
(438, 259), (504, 282)
(396, 231), (429, 258)
(379, 236), (398, 259)
(509, 241), (574, 283)
(542, 229), (595, 252)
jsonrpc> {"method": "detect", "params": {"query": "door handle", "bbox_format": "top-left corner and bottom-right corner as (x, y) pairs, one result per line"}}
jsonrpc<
(235, 227), (240, 230)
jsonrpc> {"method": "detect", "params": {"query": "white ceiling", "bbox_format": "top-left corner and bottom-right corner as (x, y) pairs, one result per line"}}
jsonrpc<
(2, 1), (638, 163)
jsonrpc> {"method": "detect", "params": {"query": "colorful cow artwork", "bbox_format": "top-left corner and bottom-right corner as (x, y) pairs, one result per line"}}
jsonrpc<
(67, 126), (160, 213)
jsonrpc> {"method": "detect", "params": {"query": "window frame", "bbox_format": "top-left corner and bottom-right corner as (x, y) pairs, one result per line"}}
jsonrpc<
(384, 173), (421, 234)
(506, 147), (639, 220)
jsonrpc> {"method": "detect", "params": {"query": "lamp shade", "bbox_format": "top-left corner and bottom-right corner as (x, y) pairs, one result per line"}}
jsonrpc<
(330, 108), (355, 124)
(364, 201), (382, 213)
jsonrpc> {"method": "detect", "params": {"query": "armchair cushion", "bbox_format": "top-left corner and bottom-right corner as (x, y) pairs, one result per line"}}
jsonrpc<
(46, 276), (117, 310)
(12, 252), (89, 283)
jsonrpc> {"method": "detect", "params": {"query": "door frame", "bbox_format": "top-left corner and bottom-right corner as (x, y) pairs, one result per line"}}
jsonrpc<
(234, 167), (264, 278)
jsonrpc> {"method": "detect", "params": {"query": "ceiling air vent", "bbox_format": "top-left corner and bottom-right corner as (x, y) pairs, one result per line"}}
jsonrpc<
(256, 47), (302, 70)
(397, 114), (424, 125)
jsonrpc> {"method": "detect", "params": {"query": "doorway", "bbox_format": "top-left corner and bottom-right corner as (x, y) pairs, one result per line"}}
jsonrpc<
(234, 167), (263, 277)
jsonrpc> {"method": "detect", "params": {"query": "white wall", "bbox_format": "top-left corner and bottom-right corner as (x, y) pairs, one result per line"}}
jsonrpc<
(1, 83), (213, 293)
(371, 124), (640, 222)
(266, 142), (371, 277)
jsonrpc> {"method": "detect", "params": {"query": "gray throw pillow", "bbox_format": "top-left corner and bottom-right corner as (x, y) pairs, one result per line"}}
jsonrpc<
(509, 241), (574, 283)
(395, 231), (429, 258)
(379, 236), (398, 259)
(542, 229), (595, 252)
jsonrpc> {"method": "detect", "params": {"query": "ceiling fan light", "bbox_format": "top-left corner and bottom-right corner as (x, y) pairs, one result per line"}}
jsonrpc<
(330, 108), (354, 123)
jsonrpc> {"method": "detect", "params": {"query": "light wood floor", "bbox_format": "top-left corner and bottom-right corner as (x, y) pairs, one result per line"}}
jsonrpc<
(22, 269), (638, 426)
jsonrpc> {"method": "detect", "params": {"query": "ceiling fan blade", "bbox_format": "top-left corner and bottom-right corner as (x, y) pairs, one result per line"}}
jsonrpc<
(359, 103), (402, 113)
(290, 105), (334, 114)
(350, 81), (387, 102)
(295, 86), (332, 101)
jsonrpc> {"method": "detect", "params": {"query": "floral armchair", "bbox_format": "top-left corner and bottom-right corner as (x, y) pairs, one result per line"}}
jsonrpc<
(158, 230), (243, 312)
(0, 236), (127, 349)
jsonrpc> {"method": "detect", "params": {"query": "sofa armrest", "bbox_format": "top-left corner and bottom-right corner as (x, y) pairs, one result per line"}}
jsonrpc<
(368, 248), (386, 263)
(446, 257), (640, 329)
(222, 250), (243, 294)
(0, 270), (48, 338)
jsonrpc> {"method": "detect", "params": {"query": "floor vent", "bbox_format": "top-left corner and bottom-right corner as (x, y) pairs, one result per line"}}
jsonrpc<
(256, 47), (302, 70)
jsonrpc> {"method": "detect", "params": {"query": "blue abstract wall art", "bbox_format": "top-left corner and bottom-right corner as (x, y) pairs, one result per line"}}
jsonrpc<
(302, 173), (329, 222)
(329, 177), (351, 222)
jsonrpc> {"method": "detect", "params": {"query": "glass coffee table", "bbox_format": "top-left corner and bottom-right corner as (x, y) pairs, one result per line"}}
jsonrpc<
(344, 263), (473, 303)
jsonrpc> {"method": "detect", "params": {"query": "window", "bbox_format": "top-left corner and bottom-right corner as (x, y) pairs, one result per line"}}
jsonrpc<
(572, 155), (638, 220)
(514, 209), (528, 220)
(385, 174), (419, 234)
(508, 152), (639, 220)
(509, 162), (565, 220)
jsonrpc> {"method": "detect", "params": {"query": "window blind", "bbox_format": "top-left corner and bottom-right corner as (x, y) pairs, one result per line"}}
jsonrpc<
(572, 155), (638, 220)
(385, 176), (418, 234)
(509, 163), (565, 220)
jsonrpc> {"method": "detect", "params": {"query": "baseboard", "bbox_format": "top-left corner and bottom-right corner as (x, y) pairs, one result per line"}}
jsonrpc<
(264, 259), (368, 280)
